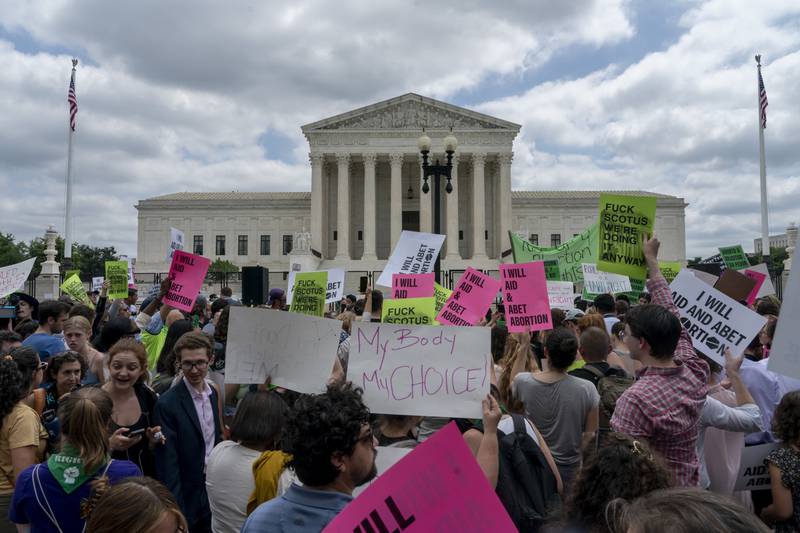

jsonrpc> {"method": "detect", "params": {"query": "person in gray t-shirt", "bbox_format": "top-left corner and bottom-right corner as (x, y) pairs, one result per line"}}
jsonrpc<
(512, 328), (599, 493)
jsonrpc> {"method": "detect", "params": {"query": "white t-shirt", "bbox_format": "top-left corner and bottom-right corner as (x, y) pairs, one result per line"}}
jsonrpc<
(205, 440), (261, 533)
(497, 415), (540, 447)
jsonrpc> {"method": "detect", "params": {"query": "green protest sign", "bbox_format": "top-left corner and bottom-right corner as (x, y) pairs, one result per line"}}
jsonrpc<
(289, 271), (327, 317)
(543, 259), (560, 281)
(509, 224), (599, 283)
(597, 193), (657, 279)
(583, 277), (645, 302)
(719, 245), (750, 270)
(381, 297), (436, 325)
(659, 261), (682, 284)
(60, 274), (94, 309)
(64, 269), (81, 281)
(105, 261), (130, 300)
(433, 282), (452, 314)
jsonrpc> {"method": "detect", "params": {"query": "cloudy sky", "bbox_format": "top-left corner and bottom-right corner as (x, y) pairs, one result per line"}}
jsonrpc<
(1, 0), (798, 259)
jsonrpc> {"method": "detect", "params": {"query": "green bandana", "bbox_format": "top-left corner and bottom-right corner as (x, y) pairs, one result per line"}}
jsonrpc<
(47, 444), (108, 494)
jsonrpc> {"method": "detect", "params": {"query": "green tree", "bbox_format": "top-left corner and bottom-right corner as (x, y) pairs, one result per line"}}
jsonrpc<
(0, 233), (28, 267)
(208, 258), (238, 282)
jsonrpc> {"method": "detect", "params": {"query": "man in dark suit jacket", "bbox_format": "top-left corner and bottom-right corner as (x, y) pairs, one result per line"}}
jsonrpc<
(155, 331), (222, 533)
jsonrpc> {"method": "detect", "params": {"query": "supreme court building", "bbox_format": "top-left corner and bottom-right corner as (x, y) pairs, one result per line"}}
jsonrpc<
(136, 94), (687, 285)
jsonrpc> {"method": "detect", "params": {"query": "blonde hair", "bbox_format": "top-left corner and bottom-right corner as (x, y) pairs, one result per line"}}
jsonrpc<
(64, 315), (92, 334)
(86, 477), (187, 532)
(58, 387), (113, 473)
(498, 333), (537, 412)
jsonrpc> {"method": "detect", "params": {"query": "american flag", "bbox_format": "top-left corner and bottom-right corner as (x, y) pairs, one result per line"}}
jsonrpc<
(68, 71), (78, 131)
(759, 68), (768, 129)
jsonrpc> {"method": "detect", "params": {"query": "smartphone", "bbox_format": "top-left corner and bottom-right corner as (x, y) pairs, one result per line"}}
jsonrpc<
(0, 306), (16, 319)
(127, 427), (146, 437)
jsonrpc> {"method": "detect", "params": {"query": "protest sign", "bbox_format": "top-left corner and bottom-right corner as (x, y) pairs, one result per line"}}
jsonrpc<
(742, 269), (766, 305)
(669, 269), (767, 365)
(163, 250), (210, 313)
(289, 271), (327, 317)
(688, 268), (719, 287)
(392, 273), (435, 299)
(718, 245), (750, 270)
(581, 263), (632, 294)
(127, 263), (135, 288)
(323, 422), (516, 533)
(0, 258), (36, 298)
(500, 262), (552, 333)
(597, 193), (656, 279)
(166, 227), (185, 261)
(381, 297), (436, 325)
(734, 443), (778, 491)
(353, 447), (413, 498)
(659, 262), (682, 284)
(349, 322), (491, 418)
(64, 269), (81, 281)
(436, 268), (501, 327)
(543, 259), (560, 281)
(714, 269), (756, 303)
(91, 277), (104, 292)
(226, 307), (341, 392)
(547, 281), (575, 309)
(376, 231), (446, 287)
(740, 263), (775, 300)
(509, 224), (599, 283)
(433, 283), (451, 314)
(105, 261), (130, 300)
(60, 274), (93, 308)
(324, 268), (345, 304)
(767, 265), (800, 379)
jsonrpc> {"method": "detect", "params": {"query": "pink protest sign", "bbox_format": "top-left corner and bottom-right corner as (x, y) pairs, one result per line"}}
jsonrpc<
(743, 269), (767, 305)
(392, 273), (435, 299)
(500, 262), (553, 333)
(323, 422), (516, 533)
(436, 267), (501, 326)
(163, 250), (211, 312)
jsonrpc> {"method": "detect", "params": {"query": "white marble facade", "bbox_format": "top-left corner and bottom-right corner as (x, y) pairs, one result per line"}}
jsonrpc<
(135, 94), (687, 276)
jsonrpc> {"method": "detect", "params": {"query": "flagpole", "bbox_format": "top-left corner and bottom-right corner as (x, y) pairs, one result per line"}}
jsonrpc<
(756, 54), (769, 263)
(64, 58), (78, 261)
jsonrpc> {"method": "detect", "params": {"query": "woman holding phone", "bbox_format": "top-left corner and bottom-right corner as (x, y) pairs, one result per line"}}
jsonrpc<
(102, 339), (163, 476)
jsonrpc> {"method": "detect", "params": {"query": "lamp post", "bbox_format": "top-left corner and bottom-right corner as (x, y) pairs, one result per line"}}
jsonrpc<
(418, 130), (457, 283)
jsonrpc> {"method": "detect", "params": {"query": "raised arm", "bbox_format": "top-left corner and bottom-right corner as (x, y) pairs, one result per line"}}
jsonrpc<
(474, 394), (501, 488)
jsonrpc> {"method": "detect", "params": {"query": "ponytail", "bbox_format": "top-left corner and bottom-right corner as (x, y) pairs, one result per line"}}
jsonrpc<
(0, 347), (39, 430)
(58, 387), (113, 472)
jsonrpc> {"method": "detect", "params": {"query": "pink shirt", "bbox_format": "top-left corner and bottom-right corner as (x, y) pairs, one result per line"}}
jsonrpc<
(183, 377), (216, 464)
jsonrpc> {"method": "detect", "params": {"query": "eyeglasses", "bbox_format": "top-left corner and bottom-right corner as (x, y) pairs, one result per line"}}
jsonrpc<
(180, 360), (208, 371)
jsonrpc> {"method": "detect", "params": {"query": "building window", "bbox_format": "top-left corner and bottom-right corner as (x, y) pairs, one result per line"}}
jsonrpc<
(551, 234), (561, 247)
(529, 234), (538, 245)
(333, 230), (338, 241)
(260, 235), (270, 256)
(193, 235), (203, 255)
(215, 235), (225, 256)
(357, 230), (363, 241)
(238, 235), (248, 256)
(459, 230), (464, 241)
(283, 235), (293, 255)
(485, 230), (489, 240)
(573, 233), (579, 237)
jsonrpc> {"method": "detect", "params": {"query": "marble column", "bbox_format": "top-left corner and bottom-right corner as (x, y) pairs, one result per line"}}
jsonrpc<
(310, 153), (325, 255)
(362, 153), (377, 260)
(335, 153), (351, 261)
(390, 153), (403, 250)
(472, 153), (487, 259)
(445, 154), (460, 259)
(498, 152), (513, 261)
(419, 155), (432, 233)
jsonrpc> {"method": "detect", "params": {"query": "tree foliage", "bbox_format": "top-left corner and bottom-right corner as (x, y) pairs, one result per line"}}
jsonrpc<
(0, 233), (119, 279)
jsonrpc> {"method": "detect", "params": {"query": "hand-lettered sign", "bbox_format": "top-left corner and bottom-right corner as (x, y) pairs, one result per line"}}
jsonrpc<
(547, 281), (575, 310)
(582, 263), (632, 294)
(500, 262), (552, 333)
(0, 258), (36, 299)
(436, 268), (501, 326)
(163, 250), (210, 312)
(509, 224), (599, 283)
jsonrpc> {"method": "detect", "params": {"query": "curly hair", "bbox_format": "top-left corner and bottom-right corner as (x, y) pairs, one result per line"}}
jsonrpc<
(47, 350), (88, 384)
(0, 347), (40, 430)
(566, 433), (672, 533)
(772, 390), (800, 446)
(283, 382), (370, 486)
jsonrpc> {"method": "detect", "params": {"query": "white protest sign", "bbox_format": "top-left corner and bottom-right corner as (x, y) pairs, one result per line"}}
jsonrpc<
(0, 258), (36, 298)
(546, 281), (575, 309)
(91, 277), (104, 291)
(734, 442), (778, 491)
(352, 447), (413, 497)
(287, 268), (346, 305)
(166, 227), (185, 261)
(669, 269), (767, 365)
(376, 231), (446, 287)
(688, 268), (719, 287)
(348, 322), (491, 418)
(225, 306), (341, 392)
(768, 265), (800, 379)
(738, 263), (776, 299)
(581, 263), (632, 294)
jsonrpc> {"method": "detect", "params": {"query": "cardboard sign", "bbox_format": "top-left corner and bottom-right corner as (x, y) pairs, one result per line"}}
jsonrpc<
(91, 277), (104, 292)
(348, 322), (491, 418)
(740, 263), (775, 300)
(433, 283), (451, 314)
(547, 281), (575, 309)
(166, 227), (185, 261)
(509, 224), (598, 283)
(742, 269), (767, 305)
(289, 271), (327, 317)
(734, 443), (778, 491)
(669, 269), (767, 365)
(436, 268), (501, 327)
(377, 231), (446, 287)
(597, 193), (657, 279)
(659, 262), (682, 284)
(768, 265), (800, 379)
(718, 245), (750, 270)
(352, 447), (413, 498)
(105, 261), (130, 300)
(392, 273), (435, 299)
(500, 262), (552, 333)
(226, 307), (341, 391)
(581, 263), (632, 294)
(323, 422), (516, 533)
(714, 269), (757, 303)
(381, 297), (436, 325)
(0, 258), (36, 298)
(163, 250), (210, 313)
(60, 274), (94, 308)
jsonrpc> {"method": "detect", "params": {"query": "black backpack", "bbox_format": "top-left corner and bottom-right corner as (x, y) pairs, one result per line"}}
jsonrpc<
(495, 414), (561, 531)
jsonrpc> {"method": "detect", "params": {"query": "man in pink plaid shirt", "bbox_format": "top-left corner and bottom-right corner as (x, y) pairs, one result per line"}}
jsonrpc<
(610, 235), (709, 486)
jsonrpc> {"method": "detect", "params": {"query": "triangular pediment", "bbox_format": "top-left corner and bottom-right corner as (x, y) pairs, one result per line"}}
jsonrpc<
(301, 93), (521, 132)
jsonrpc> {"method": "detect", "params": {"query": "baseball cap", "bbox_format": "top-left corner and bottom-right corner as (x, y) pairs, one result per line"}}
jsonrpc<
(267, 288), (285, 305)
(564, 309), (585, 322)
